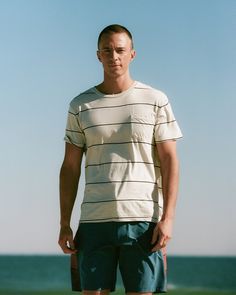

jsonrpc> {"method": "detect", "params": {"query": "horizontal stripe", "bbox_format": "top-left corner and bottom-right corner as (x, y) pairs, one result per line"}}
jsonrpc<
(68, 102), (169, 116)
(66, 129), (83, 133)
(82, 199), (159, 204)
(87, 140), (155, 149)
(83, 119), (176, 132)
(80, 102), (156, 113)
(155, 119), (176, 126)
(68, 111), (78, 116)
(159, 102), (169, 108)
(86, 180), (161, 188)
(85, 161), (160, 168)
(83, 121), (155, 131)
(67, 121), (178, 133)
(80, 216), (159, 222)
(72, 103), (155, 115)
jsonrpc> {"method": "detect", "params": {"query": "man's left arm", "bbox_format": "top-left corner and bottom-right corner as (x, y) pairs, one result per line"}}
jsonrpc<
(151, 140), (179, 252)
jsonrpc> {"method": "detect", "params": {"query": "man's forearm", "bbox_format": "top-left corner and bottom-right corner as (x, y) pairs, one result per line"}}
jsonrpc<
(59, 164), (81, 227)
(160, 154), (179, 221)
(151, 144), (180, 251)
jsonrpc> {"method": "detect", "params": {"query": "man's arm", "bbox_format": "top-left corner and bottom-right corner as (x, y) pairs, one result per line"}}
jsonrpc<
(151, 140), (179, 252)
(58, 142), (84, 254)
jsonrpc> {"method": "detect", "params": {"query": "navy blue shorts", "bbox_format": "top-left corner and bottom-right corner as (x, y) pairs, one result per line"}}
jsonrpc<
(71, 222), (167, 293)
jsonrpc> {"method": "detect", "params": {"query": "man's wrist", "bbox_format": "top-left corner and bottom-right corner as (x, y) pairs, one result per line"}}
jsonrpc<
(160, 215), (175, 222)
(60, 221), (71, 228)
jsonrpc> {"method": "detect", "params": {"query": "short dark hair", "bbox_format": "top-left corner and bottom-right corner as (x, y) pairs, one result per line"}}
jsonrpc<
(97, 24), (134, 49)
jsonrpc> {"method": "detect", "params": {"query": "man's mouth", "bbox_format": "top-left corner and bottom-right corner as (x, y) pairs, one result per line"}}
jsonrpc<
(109, 64), (121, 67)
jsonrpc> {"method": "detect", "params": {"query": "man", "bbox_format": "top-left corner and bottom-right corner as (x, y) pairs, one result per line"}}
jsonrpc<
(58, 24), (182, 294)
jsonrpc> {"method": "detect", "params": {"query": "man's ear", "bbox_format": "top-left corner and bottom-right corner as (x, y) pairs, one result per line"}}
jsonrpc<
(97, 50), (102, 62)
(130, 49), (136, 61)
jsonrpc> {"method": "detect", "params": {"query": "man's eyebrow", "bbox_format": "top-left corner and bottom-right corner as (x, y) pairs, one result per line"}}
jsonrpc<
(99, 46), (111, 50)
(100, 46), (126, 49)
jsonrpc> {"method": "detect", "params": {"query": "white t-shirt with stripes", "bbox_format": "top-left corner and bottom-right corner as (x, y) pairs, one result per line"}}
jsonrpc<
(64, 81), (182, 223)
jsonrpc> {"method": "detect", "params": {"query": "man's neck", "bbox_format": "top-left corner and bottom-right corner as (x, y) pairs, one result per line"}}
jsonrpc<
(96, 75), (134, 95)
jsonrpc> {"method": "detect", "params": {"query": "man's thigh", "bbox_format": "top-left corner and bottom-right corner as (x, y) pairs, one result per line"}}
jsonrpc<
(76, 223), (119, 292)
(118, 222), (167, 293)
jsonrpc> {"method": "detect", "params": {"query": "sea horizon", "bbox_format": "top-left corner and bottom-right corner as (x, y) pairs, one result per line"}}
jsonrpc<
(0, 255), (236, 293)
(1, 253), (235, 257)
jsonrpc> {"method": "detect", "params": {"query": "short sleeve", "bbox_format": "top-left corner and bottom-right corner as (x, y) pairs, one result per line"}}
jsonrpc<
(64, 104), (86, 148)
(154, 97), (183, 143)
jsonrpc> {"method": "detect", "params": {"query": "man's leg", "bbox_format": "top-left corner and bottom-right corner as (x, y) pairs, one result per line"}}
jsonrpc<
(119, 223), (167, 294)
(76, 223), (119, 292)
(83, 291), (152, 295)
(83, 290), (110, 295)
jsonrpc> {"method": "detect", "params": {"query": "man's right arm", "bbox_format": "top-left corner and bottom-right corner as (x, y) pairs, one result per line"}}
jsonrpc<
(58, 142), (84, 254)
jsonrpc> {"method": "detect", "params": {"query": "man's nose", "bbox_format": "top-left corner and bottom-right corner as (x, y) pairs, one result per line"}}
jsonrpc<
(110, 49), (119, 59)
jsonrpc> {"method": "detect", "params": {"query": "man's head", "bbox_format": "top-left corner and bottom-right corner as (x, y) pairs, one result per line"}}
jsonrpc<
(97, 24), (136, 79)
(97, 24), (134, 50)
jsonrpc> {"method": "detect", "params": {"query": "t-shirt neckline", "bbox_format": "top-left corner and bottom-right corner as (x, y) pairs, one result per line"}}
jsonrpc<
(93, 81), (137, 98)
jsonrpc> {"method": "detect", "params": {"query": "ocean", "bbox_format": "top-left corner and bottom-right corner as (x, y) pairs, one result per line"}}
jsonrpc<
(0, 255), (236, 292)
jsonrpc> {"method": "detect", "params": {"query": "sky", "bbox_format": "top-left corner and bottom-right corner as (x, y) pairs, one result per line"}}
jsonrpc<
(0, 0), (235, 256)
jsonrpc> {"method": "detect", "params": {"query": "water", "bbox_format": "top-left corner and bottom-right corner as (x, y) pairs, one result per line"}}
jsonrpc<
(0, 255), (236, 292)
(167, 256), (236, 291)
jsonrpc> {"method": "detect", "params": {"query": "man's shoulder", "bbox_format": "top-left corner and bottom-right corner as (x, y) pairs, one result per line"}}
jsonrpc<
(69, 86), (97, 111)
(135, 81), (169, 105)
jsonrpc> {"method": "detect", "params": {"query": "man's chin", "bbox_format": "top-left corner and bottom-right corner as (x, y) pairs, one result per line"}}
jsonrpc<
(105, 69), (124, 78)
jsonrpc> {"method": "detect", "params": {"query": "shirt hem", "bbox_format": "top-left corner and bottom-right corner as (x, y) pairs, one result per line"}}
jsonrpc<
(79, 217), (160, 223)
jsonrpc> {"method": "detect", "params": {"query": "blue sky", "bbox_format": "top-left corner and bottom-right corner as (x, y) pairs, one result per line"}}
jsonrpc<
(0, 0), (235, 255)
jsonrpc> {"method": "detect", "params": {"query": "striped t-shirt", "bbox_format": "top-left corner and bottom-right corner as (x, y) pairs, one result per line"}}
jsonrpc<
(64, 81), (182, 223)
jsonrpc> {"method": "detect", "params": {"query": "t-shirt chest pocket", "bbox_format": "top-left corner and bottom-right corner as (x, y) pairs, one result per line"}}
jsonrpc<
(130, 112), (155, 141)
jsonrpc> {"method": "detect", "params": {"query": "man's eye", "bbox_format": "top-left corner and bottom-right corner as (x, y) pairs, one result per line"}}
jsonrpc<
(100, 48), (127, 55)
(117, 49), (126, 53)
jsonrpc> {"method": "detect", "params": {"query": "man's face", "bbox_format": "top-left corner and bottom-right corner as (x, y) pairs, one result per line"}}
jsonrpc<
(97, 32), (136, 78)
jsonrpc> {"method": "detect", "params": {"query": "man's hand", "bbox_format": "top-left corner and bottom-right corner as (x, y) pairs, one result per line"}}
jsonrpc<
(151, 219), (173, 252)
(58, 226), (77, 254)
